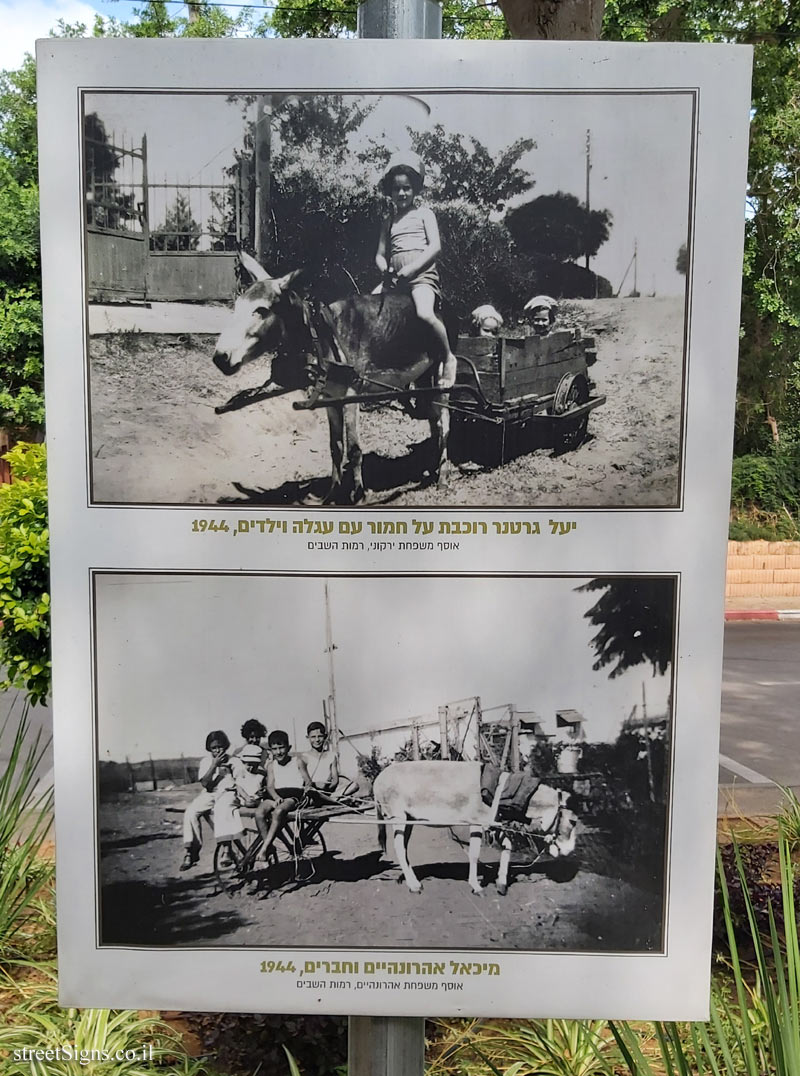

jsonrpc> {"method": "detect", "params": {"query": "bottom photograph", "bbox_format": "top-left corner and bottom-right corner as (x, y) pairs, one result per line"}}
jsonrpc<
(93, 571), (676, 953)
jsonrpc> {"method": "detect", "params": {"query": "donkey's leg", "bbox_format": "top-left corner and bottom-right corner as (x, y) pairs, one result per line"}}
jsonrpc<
(393, 824), (422, 894)
(468, 826), (483, 893)
(324, 405), (346, 504)
(344, 397), (364, 503)
(496, 835), (512, 896)
(429, 394), (451, 488)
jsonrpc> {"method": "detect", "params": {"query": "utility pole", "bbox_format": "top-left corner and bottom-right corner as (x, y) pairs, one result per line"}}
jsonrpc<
(584, 128), (591, 273)
(323, 582), (340, 757)
(633, 237), (639, 296)
(348, 7), (439, 1072)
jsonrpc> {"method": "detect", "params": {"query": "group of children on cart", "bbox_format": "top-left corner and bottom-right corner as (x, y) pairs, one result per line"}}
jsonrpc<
(180, 720), (358, 873)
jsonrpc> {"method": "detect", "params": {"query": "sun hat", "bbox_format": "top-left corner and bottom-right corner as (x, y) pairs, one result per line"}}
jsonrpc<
(381, 152), (425, 195)
(239, 744), (263, 762)
(524, 294), (558, 317)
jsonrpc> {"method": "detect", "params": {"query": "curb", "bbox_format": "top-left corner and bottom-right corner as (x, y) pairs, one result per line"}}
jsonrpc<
(725, 609), (800, 621)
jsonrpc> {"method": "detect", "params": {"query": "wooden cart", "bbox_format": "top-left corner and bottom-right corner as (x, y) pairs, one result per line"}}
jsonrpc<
(449, 329), (606, 466)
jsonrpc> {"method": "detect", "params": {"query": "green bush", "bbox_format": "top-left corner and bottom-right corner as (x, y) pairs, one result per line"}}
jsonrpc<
(728, 510), (800, 542)
(0, 441), (50, 704)
(731, 447), (800, 514)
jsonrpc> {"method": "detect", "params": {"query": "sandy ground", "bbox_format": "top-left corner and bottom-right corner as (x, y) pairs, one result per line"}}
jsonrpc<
(88, 296), (684, 508)
(99, 790), (664, 952)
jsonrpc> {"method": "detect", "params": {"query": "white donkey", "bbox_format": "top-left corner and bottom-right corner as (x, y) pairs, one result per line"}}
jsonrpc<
(373, 761), (577, 896)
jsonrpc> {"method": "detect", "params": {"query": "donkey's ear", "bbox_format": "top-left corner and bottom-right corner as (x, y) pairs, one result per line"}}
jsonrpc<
(274, 268), (305, 294)
(237, 248), (271, 282)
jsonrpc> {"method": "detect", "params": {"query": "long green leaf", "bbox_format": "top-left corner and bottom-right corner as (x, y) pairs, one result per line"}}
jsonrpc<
(716, 844), (760, 1073)
(283, 1045), (303, 1076)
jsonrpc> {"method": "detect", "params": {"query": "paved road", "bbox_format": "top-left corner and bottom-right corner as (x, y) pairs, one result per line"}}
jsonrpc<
(0, 683), (53, 791)
(719, 621), (800, 809)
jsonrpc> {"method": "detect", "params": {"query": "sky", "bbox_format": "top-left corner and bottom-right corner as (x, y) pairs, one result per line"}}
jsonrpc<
(0, 1), (250, 72)
(94, 574), (673, 761)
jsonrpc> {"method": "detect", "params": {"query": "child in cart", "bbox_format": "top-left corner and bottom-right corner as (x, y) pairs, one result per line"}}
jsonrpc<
(302, 721), (360, 803)
(523, 294), (559, 336)
(255, 730), (312, 862)
(375, 153), (457, 389)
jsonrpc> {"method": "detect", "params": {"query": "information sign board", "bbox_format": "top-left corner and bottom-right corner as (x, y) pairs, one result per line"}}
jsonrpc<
(37, 38), (751, 1017)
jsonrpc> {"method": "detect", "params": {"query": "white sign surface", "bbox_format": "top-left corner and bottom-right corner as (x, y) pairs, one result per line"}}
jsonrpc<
(37, 38), (751, 1018)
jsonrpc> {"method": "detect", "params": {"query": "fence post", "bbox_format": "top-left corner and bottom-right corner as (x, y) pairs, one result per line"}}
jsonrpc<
(438, 705), (450, 759)
(347, 4), (441, 1071)
(411, 720), (421, 760)
(510, 706), (521, 772)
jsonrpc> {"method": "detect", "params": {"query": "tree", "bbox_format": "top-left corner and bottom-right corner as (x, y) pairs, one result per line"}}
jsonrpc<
(151, 193), (201, 251)
(267, 0), (599, 40)
(675, 242), (687, 276)
(268, 0), (508, 39)
(506, 192), (612, 263)
(579, 577), (675, 679)
(0, 56), (43, 432)
(602, 0), (800, 454)
(410, 125), (535, 212)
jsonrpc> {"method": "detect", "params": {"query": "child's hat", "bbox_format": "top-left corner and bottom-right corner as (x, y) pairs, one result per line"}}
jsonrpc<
(240, 744), (263, 761)
(381, 152), (425, 195)
(524, 294), (558, 316)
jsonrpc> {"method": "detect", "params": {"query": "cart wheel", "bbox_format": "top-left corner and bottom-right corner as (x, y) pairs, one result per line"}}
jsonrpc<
(213, 838), (250, 896)
(552, 372), (590, 453)
(271, 827), (328, 884)
(301, 827), (328, 861)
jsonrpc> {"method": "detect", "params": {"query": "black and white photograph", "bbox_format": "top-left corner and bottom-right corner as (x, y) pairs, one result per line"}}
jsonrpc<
(85, 88), (693, 508)
(95, 572), (676, 952)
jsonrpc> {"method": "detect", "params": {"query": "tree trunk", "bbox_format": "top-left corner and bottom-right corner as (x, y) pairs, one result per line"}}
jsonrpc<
(497, 0), (604, 40)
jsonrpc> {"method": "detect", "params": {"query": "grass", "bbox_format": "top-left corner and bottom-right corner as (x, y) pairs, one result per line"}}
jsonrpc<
(776, 786), (800, 849)
(0, 974), (214, 1076)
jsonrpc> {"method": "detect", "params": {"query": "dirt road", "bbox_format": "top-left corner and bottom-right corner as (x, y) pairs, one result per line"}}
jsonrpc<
(89, 296), (684, 508)
(99, 790), (663, 953)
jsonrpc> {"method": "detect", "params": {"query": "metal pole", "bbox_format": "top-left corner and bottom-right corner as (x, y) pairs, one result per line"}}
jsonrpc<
(349, 1), (439, 1068)
(358, 0), (441, 38)
(349, 1016), (425, 1074)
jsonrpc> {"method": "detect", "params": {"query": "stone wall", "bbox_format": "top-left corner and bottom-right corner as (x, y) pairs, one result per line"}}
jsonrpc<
(727, 540), (800, 600)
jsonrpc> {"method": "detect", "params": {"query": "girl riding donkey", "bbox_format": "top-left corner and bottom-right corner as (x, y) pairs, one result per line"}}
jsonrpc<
(375, 154), (457, 390)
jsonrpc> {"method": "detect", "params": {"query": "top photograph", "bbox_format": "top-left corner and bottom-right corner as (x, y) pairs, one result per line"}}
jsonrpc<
(84, 88), (695, 509)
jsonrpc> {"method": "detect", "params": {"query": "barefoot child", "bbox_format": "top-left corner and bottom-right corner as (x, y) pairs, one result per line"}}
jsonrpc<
(376, 154), (457, 388)
(256, 730), (312, 862)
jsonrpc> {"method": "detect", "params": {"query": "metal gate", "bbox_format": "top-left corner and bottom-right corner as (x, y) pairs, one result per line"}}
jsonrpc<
(86, 130), (149, 301)
(85, 127), (247, 303)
